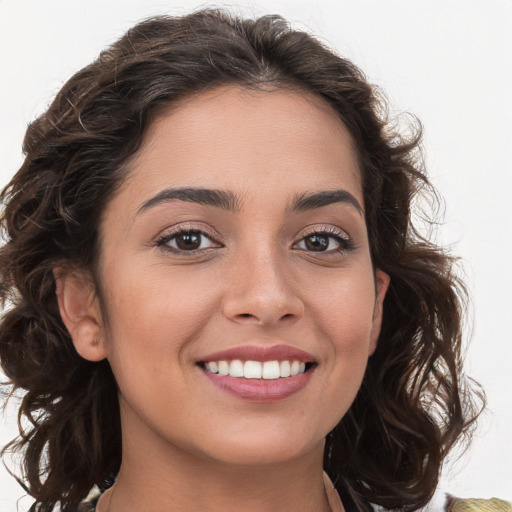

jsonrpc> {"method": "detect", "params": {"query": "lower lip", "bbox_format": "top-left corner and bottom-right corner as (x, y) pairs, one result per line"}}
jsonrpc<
(200, 367), (315, 402)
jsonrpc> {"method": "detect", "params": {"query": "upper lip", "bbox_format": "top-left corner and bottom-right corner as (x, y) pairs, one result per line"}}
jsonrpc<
(198, 344), (316, 363)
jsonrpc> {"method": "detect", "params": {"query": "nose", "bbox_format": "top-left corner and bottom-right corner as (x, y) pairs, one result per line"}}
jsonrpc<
(222, 247), (305, 326)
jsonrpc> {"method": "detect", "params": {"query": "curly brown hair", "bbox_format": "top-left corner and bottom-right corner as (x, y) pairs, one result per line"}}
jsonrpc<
(0, 9), (482, 512)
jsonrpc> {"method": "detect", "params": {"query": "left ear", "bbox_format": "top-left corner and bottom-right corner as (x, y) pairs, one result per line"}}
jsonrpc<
(369, 269), (390, 355)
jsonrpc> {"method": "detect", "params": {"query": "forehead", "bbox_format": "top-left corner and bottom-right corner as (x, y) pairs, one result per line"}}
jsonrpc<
(117, 85), (363, 211)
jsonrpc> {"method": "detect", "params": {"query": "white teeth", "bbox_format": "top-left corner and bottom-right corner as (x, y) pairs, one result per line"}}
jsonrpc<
(203, 359), (309, 379)
(229, 359), (244, 377)
(244, 360), (262, 379)
(279, 360), (291, 377)
(218, 360), (229, 376)
(206, 361), (218, 373)
(262, 361), (280, 379)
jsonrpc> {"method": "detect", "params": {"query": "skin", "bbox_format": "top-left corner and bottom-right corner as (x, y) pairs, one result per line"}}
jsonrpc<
(56, 85), (389, 512)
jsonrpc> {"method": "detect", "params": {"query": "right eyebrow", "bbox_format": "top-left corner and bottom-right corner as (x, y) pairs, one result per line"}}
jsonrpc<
(137, 187), (240, 215)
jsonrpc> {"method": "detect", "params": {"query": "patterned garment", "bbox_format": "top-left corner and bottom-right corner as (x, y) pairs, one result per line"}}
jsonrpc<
(76, 499), (97, 512)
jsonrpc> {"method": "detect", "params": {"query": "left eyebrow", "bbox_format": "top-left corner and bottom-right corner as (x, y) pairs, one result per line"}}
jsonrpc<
(288, 189), (364, 215)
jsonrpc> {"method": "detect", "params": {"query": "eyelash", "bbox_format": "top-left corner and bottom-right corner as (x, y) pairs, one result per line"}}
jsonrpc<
(155, 226), (355, 255)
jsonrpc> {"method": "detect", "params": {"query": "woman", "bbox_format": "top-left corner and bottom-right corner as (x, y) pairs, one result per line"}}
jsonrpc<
(0, 8), (494, 512)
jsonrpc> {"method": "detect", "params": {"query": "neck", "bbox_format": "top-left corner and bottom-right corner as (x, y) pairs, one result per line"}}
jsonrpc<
(99, 409), (331, 512)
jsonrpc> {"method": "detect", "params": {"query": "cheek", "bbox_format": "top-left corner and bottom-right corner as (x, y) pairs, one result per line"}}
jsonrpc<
(305, 265), (377, 410)
(101, 266), (219, 378)
(308, 264), (377, 349)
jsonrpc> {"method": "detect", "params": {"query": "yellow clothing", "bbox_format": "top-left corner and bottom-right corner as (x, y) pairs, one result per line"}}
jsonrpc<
(447, 497), (512, 512)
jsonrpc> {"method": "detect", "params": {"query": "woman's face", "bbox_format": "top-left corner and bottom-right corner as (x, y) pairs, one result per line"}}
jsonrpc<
(93, 86), (389, 466)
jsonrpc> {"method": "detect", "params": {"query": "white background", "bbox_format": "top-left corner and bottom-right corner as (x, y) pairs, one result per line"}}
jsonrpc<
(0, 0), (511, 510)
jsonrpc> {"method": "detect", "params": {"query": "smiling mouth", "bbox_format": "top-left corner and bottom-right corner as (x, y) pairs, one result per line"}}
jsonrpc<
(196, 345), (317, 401)
(198, 360), (316, 380)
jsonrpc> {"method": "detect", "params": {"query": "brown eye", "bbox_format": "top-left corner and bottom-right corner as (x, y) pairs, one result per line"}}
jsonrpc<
(175, 231), (202, 250)
(294, 229), (355, 254)
(157, 229), (219, 252)
(303, 234), (330, 251)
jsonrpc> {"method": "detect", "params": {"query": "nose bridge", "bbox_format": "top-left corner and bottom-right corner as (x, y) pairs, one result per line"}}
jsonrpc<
(223, 239), (304, 325)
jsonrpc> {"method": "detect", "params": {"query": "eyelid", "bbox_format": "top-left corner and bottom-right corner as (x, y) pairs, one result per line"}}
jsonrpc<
(298, 224), (351, 239)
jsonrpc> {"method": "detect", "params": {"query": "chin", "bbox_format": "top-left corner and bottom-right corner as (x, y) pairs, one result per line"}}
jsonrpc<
(197, 429), (325, 467)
